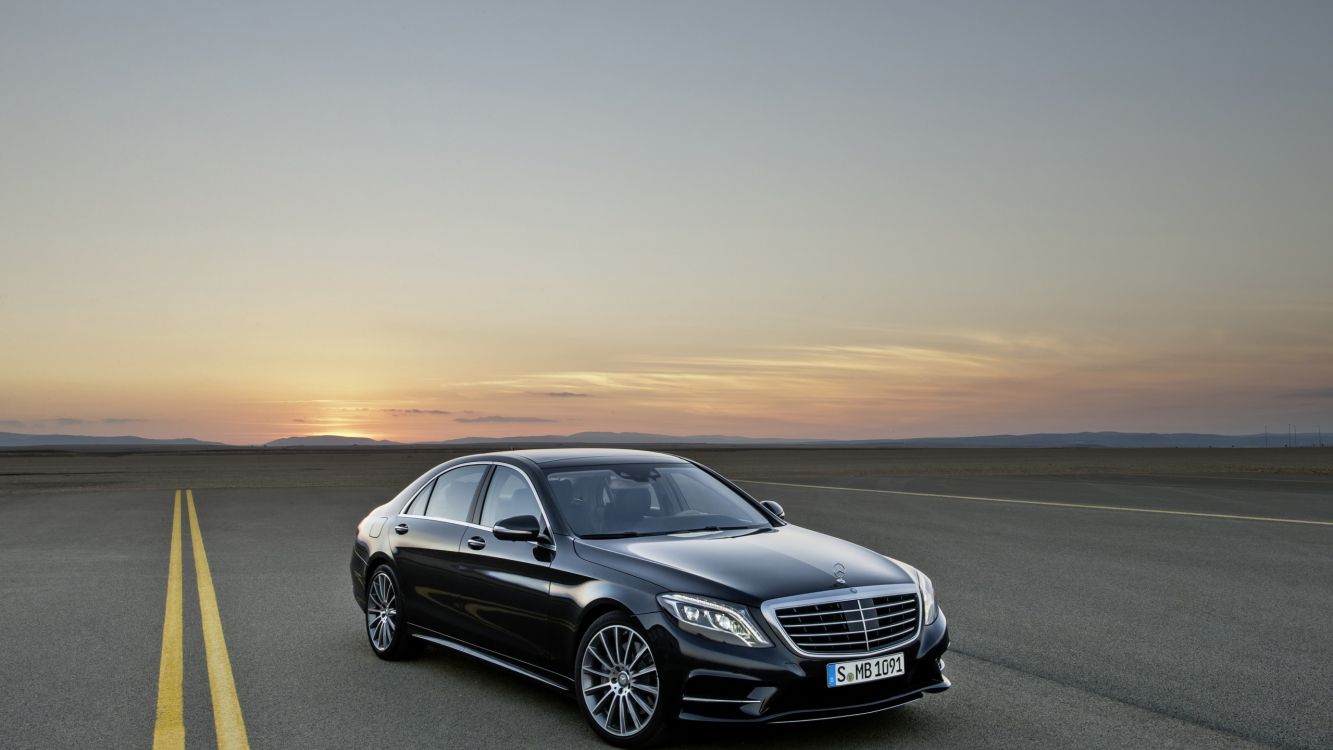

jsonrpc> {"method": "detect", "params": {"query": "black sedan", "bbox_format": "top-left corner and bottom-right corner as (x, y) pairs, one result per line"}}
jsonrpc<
(350, 449), (949, 746)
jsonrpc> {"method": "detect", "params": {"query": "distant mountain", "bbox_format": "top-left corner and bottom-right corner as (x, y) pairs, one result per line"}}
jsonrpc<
(437, 431), (806, 446)
(264, 435), (401, 447)
(3, 429), (1322, 450)
(849, 431), (1316, 449)
(438, 430), (1325, 449)
(0, 431), (224, 448)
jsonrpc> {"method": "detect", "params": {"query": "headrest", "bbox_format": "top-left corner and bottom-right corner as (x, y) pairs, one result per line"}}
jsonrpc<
(548, 478), (576, 504)
(604, 486), (651, 529)
(573, 475), (606, 502)
(507, 485), (536, 509)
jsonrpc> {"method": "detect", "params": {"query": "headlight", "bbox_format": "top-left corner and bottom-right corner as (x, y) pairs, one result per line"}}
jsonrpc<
(888, 558), (939, 625)
(916, 570), (938, 625)
(657, 593), (771, 648)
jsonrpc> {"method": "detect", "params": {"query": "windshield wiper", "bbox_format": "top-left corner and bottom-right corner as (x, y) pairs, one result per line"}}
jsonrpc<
(583, 525), (760, 539)
(661, 525), (757, 535)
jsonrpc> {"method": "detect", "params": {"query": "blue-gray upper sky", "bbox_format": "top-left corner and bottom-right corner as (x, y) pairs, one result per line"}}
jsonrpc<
(2, 2), (1331, 442)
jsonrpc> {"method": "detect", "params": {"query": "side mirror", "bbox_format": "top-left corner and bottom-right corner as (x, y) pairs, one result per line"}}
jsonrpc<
(493, 514), (542, 541)
(761, 500), (785, 519)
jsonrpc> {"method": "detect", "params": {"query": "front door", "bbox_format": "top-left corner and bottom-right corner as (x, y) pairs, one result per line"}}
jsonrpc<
(451, 464), (556, 670)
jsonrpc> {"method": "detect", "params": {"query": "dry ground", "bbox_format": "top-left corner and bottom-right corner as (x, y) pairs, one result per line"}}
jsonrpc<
(1, 446), (1330, 749)
(1, 445), (1330, 496)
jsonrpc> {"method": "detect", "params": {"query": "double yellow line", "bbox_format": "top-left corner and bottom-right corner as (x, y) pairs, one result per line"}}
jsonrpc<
(153, 490), (251, 750)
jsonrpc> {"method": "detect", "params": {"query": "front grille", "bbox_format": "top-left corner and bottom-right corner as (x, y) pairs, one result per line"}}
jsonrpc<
(772, 593), (919, 656)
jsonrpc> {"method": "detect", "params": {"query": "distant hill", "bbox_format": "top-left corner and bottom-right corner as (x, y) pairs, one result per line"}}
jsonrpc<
(849, 431), (1312, 449)
(0, 431), (224, 448)
(438, 430), (1324, 449)
(4, 429), (1321, 450)
(437, 431), (803, 446)
(264, 435), (401, 447)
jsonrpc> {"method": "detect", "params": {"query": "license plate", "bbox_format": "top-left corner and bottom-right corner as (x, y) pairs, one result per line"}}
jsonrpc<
(826, 652), (904, 688)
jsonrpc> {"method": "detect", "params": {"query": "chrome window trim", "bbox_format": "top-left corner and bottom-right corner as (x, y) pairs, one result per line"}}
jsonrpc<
(397, 460), (555, 539)
(759, 583), (921, 659)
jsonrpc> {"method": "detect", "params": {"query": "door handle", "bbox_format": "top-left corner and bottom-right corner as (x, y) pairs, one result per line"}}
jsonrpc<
(394, 523), (409, 535)
(467, 536), (486, 550)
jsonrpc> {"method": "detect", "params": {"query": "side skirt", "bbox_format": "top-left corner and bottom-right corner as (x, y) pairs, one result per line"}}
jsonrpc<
(409, 631), (573, 694)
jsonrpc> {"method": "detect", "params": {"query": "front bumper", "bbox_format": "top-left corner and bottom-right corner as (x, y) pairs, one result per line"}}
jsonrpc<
(636, 608), (949, 724)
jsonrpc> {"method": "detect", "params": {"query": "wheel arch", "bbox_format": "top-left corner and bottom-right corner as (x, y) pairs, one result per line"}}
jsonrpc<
(571, 598), (634, 669)
(365, 550), (396, 577)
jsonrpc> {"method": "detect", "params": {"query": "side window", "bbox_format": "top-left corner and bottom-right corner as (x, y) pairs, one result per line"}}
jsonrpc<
(423, 465), (487, 522)
(479, 466), (541, 528)
(402, 478), (434, 515)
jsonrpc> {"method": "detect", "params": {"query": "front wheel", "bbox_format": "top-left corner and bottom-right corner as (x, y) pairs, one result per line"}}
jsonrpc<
(576, 612), (673, 747)
(364, 565), (421, 660)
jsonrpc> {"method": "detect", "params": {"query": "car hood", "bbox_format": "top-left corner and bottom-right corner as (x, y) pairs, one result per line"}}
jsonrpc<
(573, 524), (914, 605)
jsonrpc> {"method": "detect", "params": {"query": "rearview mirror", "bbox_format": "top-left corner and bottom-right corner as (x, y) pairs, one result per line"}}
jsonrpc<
(761, 500), (785, 519)
(493, 514), (542, 541)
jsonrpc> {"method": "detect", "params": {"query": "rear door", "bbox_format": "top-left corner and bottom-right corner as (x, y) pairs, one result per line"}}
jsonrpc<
(450, 464), (557, 669)
(392, 464), (489, 635)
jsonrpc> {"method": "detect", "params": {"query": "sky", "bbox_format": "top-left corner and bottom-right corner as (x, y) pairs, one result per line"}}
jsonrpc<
(2, 1), (1332, 444)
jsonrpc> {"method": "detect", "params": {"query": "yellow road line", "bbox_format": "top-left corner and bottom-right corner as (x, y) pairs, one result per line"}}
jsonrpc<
(151, 491), (184, 750)
(739, 479), (1333, 527)
(186, 489), (252, 750)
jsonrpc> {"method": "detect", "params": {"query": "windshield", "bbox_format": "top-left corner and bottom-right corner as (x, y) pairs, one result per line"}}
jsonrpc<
(545, 463), (772, 538)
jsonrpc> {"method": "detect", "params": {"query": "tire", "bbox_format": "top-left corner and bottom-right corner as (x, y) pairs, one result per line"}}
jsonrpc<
(575, 612), (675, 748)
(364, 564), (422, 660)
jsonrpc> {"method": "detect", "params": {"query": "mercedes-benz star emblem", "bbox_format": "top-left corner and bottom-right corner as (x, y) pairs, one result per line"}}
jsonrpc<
(833, 562), (847, 586)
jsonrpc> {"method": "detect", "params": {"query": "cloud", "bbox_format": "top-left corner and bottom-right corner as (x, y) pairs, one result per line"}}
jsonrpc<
(381, 408), (452, 416)
(35, 416), (147, 426)
(0, 419), (24, 428)
(293, 418), (307, 423)
(535, 391), (589, 398)
(455, 415), (557, 424)
(1280, 387), (1333, 399)
(446, 332), (1156, 435)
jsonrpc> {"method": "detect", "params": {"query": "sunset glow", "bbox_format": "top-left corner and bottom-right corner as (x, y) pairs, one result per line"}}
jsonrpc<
(3, 4), (1331, 444)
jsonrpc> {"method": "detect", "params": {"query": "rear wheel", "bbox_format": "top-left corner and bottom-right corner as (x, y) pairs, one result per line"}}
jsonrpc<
(576, 612), (672, 747)
(365, 565), (421, 660)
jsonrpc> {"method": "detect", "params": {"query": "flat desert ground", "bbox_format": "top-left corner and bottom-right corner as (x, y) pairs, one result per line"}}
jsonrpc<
(1, 446), (1330, 749)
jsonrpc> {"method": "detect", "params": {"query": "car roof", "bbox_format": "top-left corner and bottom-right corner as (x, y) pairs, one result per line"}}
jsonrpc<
(474, 447), (690, 468)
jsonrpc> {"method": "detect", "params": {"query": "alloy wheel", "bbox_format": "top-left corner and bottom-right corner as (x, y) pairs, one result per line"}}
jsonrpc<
(366, 569), (398, 652)
(580, 624), (660, 737)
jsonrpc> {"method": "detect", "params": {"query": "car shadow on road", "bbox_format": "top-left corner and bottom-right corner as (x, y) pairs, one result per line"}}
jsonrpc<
(662, 703), (941, 749)
(406, 642), (944, 749)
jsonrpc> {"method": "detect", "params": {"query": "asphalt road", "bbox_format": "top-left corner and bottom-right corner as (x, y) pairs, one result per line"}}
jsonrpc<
(1, 455), (1330, 749)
